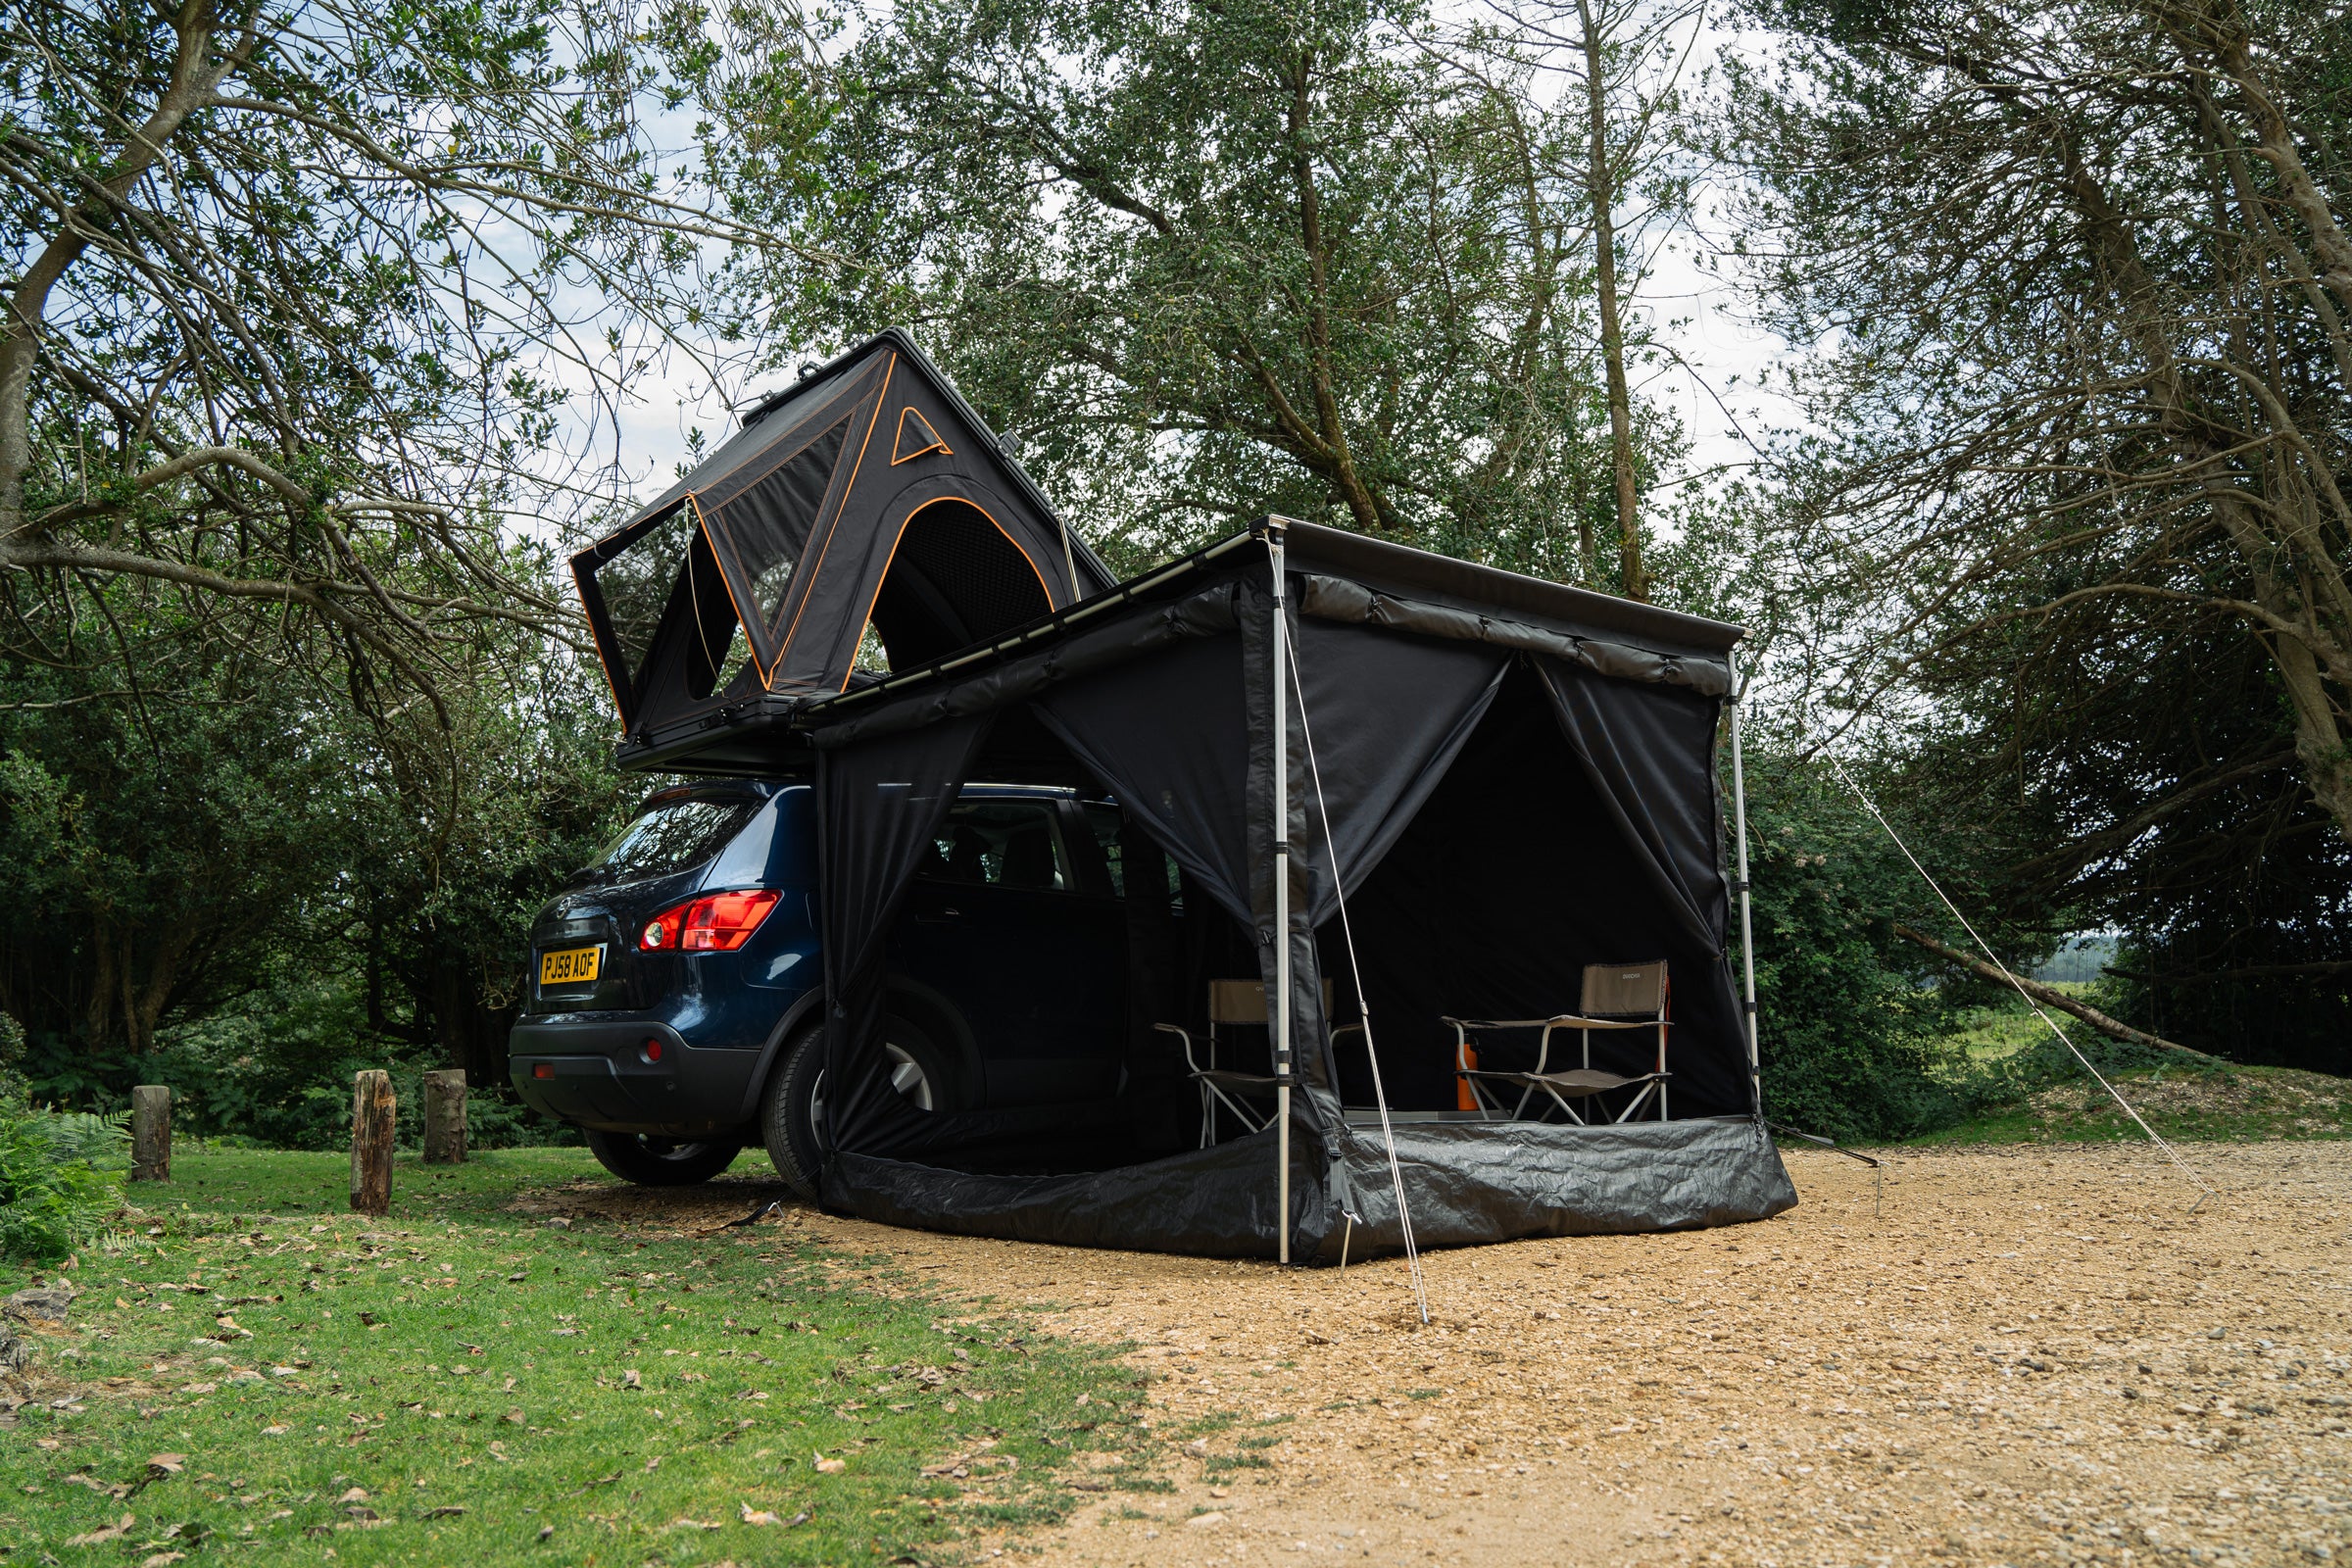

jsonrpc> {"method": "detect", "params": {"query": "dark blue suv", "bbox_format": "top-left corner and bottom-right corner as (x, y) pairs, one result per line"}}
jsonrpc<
(509, 779), (1129, 1192)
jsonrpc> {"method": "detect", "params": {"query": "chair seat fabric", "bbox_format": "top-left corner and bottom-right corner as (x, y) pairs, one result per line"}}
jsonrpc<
(1512, 1067), (1667, 1096)
(1193, 1068), (1282, 1095)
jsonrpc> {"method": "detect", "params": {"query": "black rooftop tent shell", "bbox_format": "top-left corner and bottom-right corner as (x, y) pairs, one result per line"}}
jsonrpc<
(571, 329), (1117, 748)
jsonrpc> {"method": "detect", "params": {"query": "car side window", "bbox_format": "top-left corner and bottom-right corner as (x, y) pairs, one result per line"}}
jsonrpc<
(924, 801), (1068, 891)
(1082, 803), (1127, 898)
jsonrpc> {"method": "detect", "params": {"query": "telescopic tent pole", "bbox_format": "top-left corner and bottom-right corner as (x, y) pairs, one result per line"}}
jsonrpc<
(1728, 651), (1762, 1112)
(1268, 525), (1293, 1265)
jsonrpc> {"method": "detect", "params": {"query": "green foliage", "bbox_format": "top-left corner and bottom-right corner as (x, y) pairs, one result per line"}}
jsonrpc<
(694, 0), (1681, 586)
(1740, 748), (1968, 1141)
(1710, 0), (2352, 1069)
(0, 554), (635, 1128)
(0, 1087), (122, 1264)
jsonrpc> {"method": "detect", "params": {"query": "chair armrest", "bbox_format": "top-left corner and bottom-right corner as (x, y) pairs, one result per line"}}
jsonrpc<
(1332, 1023), (1365, 1042)
(1152, 1021), (1201, 1072)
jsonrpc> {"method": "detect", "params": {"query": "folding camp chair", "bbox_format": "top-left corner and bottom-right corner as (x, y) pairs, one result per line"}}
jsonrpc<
(1154, 980), (1349, 1147)
(1446, 960), (1672, 1124)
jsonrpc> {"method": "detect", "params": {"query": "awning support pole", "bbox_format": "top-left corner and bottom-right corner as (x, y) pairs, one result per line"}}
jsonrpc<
(1728, 651), (1762, 1113)
(1268, 525), (1293, 1265)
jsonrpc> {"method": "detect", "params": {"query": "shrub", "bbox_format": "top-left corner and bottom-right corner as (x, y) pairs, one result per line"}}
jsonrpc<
(1739, 750), (1975, 1143)
(0, 1087), (122, 1263)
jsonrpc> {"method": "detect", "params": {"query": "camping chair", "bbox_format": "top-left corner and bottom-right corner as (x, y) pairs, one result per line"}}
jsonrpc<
(1446, 960), (1672, 1125)
(1154, 980), (1351, 1147)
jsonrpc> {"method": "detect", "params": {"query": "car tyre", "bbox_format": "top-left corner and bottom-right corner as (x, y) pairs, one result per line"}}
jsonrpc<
(760, 1018), (948, 1200)
(583, 1129), (741, 1186)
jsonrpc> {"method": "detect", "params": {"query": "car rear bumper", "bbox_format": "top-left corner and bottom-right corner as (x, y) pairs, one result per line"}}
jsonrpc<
(509, 1016), (761, 1138)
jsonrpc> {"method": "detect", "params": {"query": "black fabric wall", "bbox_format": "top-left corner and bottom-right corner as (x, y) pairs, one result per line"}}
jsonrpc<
(808, 573), (1751, 1201)
(817, 710), (992, 1152)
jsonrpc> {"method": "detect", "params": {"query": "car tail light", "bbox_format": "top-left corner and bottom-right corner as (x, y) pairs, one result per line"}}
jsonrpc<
(637, 889), (780, 953)
(532, 1063), (554, 1079)
(640, 1039), (663, 1063)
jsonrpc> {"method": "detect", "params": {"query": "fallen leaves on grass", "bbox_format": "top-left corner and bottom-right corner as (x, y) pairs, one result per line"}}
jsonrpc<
(65, 1512), (133, 1545)
(61, 1473), (129, 1499)
(739, 1502), (812, 1528)
(813, 1452), (846, 1474)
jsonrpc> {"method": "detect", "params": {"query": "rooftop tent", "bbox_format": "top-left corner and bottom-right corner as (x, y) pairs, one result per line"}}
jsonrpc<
(571, 329), (1116, 746)
(754, 519), (1795, 1258)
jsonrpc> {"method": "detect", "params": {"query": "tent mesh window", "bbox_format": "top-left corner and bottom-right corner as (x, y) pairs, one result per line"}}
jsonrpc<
(868, 500), (1054, 669)
(721, 416), (853, 634)
(589, 507), (702, 700)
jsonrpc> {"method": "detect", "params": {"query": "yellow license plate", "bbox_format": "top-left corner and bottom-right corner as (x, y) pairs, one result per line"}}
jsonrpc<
(539, 945), (602, 986)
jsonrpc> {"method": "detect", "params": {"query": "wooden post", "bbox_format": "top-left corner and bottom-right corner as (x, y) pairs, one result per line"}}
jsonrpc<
(421, 1069), (467, 1164)
(129, 1085), (171, 1182)
(350, 1070), (395, 1216)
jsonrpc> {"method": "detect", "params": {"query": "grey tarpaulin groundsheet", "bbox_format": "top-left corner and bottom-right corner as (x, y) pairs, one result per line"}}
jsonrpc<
(825, 1117), (1791, 1259)
(793, 519), (1795, 1257)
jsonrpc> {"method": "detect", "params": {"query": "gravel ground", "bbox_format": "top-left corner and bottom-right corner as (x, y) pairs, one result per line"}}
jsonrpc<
(548, 1141), (2352, 1567)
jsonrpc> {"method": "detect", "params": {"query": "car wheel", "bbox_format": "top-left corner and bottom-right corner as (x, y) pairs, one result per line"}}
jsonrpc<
(760, 1018), (946, 1200)
(583, 1128), (741, 1186)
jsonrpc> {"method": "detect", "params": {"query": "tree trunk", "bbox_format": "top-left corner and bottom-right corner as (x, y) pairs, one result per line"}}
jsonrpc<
(130, 1085), (171, 1182)
(1580, 0), (1646, 602)
(421, 1069), (467, 1164)
(350, 1070), (396, 1215)
(1892, 923), (2207, 1056)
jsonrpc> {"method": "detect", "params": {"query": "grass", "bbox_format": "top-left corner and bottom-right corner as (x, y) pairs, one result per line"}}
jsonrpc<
(0, 1147), (1155, 1566)
(1856, 985), (2352, 1149)
(1910, 1049), (2352, 1149)
(1936, 982), (2105, 1062)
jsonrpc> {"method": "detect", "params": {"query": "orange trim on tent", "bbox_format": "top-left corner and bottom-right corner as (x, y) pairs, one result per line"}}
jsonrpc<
(890, 405), (952, 465)
(835, 494), (1060, 694)
(687, 490), (765, 690)
(772, 356), (897, 682)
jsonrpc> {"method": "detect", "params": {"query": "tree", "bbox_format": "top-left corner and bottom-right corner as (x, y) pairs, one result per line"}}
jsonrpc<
(1717, 0), (2352, 842)
(0, 590), (354, 1057)
(0, 555), (632, 1081)
(1713, 0), (2352, 1054)
(0, 0), (772, 707)
(1463, 0), (1711, 601)
(690, 0), (1684, 586)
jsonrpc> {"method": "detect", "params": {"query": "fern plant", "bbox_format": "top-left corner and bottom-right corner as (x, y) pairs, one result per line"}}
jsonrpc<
(0, 1092), (123, 1263)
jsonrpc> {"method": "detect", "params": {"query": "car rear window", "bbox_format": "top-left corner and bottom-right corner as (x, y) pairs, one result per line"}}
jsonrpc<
(590, 797), (761, 884)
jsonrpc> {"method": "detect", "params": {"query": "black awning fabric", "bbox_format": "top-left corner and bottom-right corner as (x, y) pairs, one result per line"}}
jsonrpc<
(817, 710), (992, 1152)
(1535, 658), (1731, 956)
(1323, 662), (1752, 1119)
(1032, 632), (1254, 924)
(798, 536), (1791, 1257)
(1286, 612), (1511, 924)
